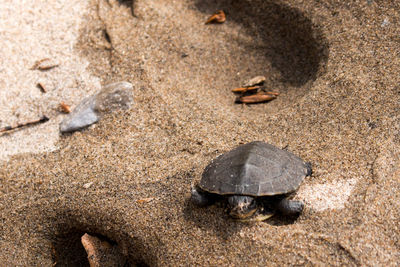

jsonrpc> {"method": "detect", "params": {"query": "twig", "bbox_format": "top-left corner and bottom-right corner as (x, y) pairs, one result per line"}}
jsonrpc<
(0, 116), (49, 134)
(30, 58), (59, 71)
(37, 82), (47, 93)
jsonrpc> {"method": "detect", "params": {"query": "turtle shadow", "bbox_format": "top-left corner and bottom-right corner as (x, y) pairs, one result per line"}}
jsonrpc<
(182, 197), (300, 239)
(183, 195), (303, 234)
(182, 197), (245, 240)
(193, 0), (329, 88)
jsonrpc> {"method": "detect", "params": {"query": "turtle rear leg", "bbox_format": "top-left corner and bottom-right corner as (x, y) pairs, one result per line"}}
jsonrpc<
(191, 186), (216, 207)
(277, 198), (304, 216)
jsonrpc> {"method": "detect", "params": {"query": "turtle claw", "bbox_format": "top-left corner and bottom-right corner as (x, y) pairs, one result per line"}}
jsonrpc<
(235, 207), (274, 222)
(236, 212), (274, 222)
(253, 213), (274, 221)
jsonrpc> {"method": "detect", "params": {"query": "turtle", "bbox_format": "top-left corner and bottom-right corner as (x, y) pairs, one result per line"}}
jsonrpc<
(191, 141), (312, 221)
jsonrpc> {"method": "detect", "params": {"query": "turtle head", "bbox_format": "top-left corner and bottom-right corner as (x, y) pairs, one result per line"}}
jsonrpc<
(228, 195), (257, 219)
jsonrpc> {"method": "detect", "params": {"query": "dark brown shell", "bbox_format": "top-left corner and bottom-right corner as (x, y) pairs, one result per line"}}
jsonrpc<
(199, 141), (309, 196)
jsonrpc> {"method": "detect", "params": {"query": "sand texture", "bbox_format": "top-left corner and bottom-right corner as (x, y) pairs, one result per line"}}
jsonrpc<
(1, 0), (399, 266)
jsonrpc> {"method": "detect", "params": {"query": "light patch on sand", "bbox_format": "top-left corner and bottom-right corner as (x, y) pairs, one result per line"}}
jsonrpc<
(0, 0), (101, 161)
(297, 179), (357, 211)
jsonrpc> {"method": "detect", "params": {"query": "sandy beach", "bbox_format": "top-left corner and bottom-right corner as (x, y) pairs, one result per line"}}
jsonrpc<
(1, 0), (399, 265)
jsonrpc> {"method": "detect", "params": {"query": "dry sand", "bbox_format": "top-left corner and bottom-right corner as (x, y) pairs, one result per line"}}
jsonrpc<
(0, 0), (103, 162)
(0, 0), (399, 266)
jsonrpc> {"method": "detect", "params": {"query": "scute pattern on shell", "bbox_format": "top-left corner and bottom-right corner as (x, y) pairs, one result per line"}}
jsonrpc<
(200, 141), (308, 196)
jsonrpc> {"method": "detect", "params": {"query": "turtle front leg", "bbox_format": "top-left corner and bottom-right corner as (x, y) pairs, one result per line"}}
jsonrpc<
(276, 198), (304, 216)
(191, 186), (216, 207)
(305, 161), (313, 177)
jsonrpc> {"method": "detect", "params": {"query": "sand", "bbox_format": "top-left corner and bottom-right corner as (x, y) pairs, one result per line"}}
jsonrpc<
(0, 0), (399, 266)
(0, 0), (102, 161)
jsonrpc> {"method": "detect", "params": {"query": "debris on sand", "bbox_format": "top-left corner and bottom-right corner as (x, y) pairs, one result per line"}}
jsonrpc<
(205, 10), (226, 24)
(81, 233), (127, 267)
(236, 91), (279, 104)
(37, 82), (47, 93)
(30, 58), (59, 71)
(136, 197), (155, 204)
(231, 85), (260, 94)
(59, 82), (133, 133)
(232, 75), (279, 104)
(243, 75), (266, 87)
(82, 182), (94, 189)
(59, 102), (71, 114)
(0, 116), (49, 135)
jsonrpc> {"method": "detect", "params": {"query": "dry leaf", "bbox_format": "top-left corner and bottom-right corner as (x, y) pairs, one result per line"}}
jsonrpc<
(205, 10), (226, 24)
(60, 102), (71, 113)
(237, 92), (279, 104)
(231, 86), (260, 94)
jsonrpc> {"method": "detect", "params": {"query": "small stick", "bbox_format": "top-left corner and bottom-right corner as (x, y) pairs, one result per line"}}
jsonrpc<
(205, 10), (226, 24)
(30, 58), (59, 71)
(30, 58), (50, 70)
(37, 82), (47, 93)
(0, 116), (49, 134)
(37, 63), (59, 71)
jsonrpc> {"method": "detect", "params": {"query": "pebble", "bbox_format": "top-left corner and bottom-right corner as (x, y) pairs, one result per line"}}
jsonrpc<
(60, 82), (133, 133)
(381, 18), (389, 27)
(243, 75), (266, 87)
(83, 182), (94, 189)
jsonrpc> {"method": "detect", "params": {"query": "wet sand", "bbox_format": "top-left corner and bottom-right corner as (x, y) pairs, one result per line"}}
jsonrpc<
(1, 0), (399, 265)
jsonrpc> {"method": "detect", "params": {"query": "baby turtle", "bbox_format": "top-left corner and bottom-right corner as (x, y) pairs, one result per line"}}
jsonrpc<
(191, 141), (311, 221)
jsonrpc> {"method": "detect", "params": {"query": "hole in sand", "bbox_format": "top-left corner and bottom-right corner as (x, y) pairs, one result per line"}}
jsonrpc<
(194, 0), (328, 112)
(43, 209), (158, 266)
(50, 227), (149, 267)
(51, 229), (91, 267)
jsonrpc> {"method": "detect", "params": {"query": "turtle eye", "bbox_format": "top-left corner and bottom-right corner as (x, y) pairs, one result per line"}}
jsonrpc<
(242, 196), (255, 206)
(247, 198), (256, 209)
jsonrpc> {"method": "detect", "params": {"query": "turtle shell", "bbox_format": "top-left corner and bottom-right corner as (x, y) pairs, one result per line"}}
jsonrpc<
(199, 141), (309, 196)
